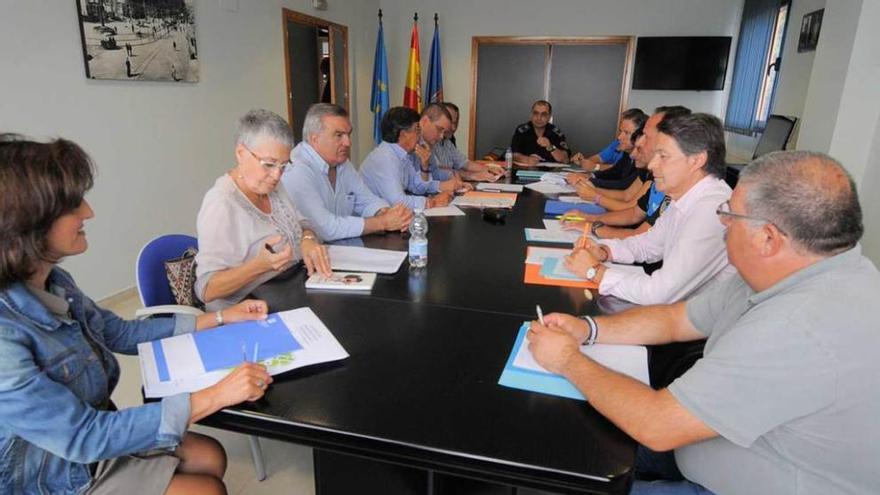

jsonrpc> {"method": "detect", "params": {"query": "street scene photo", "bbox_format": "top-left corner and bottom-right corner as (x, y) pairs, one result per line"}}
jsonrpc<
(76, 0), (198, 82)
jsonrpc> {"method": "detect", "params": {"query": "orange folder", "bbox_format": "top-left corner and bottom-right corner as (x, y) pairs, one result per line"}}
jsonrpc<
(523, 247), (598, 289)
(523, 263), (598, 289)
(460, 191), (518, 202)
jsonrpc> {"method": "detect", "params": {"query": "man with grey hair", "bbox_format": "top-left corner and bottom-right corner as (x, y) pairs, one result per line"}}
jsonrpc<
(282, 103), (413, 242)
(527, 151), (879, 494)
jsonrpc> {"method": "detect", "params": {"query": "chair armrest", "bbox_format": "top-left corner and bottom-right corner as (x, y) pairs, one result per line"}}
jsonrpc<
(135, 305), (205, 320)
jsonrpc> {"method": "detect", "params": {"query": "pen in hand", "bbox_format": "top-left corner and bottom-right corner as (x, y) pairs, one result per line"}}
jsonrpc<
(265, 243), (276, 254)
(536, 305), (546, 326)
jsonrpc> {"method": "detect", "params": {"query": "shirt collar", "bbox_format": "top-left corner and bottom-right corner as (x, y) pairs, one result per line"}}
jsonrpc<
(388, 142), (410, 163)
(292, 142), (331, 176)
(670, 175), (727, 213)
(0, 268), (77, 331)
(747, 245), (864, 306)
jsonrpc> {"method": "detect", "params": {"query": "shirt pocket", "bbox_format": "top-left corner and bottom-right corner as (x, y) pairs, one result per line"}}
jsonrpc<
(43, 349), (87, 386)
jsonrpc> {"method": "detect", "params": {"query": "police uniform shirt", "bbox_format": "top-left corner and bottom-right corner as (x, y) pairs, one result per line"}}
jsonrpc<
(510, 122), (569, 162)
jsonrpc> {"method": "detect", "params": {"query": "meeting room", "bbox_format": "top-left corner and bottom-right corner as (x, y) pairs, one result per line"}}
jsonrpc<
(2, 1), (879, 494)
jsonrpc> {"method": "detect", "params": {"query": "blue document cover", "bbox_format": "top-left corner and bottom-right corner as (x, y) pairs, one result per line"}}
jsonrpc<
(153, 315), (303, 382)
(544, 200), (606, 217)
(498, 323), (586, 401)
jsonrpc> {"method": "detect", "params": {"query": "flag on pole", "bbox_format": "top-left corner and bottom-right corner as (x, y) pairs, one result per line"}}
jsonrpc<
(425, 13), (443, 104)
(403, 13), (423, 112)
(370, 10), (390, 145)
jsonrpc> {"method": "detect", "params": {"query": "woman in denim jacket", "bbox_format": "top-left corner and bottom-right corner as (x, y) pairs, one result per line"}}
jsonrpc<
(0, 134), (273, 495)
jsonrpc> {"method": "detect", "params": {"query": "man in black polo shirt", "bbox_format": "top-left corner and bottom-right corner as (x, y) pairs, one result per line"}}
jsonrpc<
(510, 100), (570, 165)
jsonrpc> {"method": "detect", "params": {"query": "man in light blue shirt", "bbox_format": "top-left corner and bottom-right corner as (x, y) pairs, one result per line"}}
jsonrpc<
(431, 102), (505, 183)
(283, 104), (412, 241)
(361, 106), (453, 211)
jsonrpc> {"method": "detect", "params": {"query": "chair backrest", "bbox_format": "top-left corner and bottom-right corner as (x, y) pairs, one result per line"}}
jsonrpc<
(135, 234), (198, 307)
(752, 114), (797, 159)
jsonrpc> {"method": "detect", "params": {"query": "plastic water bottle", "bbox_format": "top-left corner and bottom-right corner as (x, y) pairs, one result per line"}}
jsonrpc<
(505, 147), (513, 169)
(408, 209), (428, 268)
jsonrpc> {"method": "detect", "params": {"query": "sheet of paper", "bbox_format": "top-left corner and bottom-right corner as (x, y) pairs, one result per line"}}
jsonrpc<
(524, 228), (581, 244)
(524, 246), (569, 265)
(451, 191), (517, 209)
(138, 308), (349, 398)
(423, 205), (466, 217)
(475, 182), (524, 193)
(540, 257), (587, 281)
(538, 162), (570, 169)
(327, 245), (407, 274)
(558, 195), (589, 204)
(512, 325), (649, 384)
(524, 182), (576, 195)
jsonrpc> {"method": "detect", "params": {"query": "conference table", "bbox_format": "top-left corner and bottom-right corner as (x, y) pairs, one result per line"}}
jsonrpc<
(201, 179), (642, 494)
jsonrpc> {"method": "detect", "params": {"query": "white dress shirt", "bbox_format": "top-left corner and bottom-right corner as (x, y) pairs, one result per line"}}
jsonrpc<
(599, 175), (736, 305)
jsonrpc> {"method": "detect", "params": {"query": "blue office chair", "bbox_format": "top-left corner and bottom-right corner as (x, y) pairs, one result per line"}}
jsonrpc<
(134, 234), (268, 481)
(135, 234), (203, 319)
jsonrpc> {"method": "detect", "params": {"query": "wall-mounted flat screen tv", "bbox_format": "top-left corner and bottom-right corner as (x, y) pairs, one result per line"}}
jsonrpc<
(632, 37), (732, 91)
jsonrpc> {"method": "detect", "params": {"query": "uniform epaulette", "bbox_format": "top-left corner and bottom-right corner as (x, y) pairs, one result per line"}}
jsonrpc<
(516, 123), (531, 134)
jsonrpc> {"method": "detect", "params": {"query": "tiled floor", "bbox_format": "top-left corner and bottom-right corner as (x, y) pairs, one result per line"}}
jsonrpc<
(100, 289), (316, 495)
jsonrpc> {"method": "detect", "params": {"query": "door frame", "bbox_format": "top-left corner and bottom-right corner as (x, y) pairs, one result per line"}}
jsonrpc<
(282, 9), (350, 130)
(468, 36), (635, 159)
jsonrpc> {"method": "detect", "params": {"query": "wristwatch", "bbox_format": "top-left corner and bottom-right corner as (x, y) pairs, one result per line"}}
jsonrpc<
(547, 144), (557, 152)
(585, 263), (602, 281)
(590, 221), (605, 238)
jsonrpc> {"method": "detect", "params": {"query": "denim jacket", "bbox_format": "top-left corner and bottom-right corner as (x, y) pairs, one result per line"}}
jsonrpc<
(0, 268), (195, 494)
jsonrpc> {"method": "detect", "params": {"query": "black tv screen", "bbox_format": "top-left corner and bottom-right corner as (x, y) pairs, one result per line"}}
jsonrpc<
(632, 37), (732, 91)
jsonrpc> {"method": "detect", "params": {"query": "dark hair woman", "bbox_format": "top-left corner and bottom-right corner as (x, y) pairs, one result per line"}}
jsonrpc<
(0, 134), (271, 495)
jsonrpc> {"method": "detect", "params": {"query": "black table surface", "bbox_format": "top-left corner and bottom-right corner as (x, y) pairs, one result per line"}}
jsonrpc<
(203, 187), (637, 494)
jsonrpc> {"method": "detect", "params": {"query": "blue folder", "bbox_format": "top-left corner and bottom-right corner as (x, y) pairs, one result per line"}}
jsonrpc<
(152, 315), (302, 382)
(497, 323), (586, 401)
(544, 200), (606, 217)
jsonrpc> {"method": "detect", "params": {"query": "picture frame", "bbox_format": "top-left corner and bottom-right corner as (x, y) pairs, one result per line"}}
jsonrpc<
(74, 0), (199, 82)
(797, 8), (824, 53)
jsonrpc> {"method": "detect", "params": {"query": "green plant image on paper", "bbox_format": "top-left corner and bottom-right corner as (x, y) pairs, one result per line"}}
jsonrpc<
(266, 352), (295, 368)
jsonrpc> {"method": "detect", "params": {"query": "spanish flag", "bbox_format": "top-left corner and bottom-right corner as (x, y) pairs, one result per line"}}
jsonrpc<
(403, 16), (422, 112)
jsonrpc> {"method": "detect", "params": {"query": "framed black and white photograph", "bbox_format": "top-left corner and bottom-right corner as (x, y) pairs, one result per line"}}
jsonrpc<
(797, 8), (824, 53)
(75, 0), (199, 82)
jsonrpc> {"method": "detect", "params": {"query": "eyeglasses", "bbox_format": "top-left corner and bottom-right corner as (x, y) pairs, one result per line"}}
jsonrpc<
(716, 200), (787, 235)
(244, 145), (291, 173)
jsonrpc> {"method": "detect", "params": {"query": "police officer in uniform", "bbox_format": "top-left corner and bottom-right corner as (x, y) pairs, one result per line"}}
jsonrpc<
(510, 100), (570, 165)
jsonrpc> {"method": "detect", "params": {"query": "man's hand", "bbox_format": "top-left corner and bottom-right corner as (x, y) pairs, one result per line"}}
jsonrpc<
(566, 172), (589, 185)
(564, 247), (600, 279)
(527, 320), (583, 374)
(380, 203), (413, 232)
(570, 152), (585, 164)
(414, 142), (432, 167)
(527, 154), (542, 165)
(536, 136), (552, 149)
(426, 192), (452, 208)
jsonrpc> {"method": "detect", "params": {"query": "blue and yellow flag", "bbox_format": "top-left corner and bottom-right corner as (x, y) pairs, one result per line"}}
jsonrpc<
(425, 15), (443, 104)
(370, 14), (390, 144)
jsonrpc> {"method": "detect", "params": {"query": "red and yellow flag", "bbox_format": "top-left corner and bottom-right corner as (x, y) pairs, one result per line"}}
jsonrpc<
(403, 20), (422, 112)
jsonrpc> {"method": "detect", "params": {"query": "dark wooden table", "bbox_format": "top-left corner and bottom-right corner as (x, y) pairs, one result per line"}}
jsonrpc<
(201, 187), (638, 494)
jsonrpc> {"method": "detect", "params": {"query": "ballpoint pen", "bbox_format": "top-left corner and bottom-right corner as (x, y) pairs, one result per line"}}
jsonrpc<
(536, 305), (546, 326)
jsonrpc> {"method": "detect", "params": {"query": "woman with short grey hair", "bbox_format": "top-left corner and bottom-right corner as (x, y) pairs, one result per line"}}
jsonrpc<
(195, 109), (331, 312)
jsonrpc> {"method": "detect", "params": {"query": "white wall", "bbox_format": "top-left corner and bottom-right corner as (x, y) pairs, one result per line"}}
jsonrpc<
(374, 0), (744, 158)
(0, 0), (377, 298)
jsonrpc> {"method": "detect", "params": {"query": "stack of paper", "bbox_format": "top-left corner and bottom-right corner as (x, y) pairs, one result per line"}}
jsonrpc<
(524, 182), (576, 195)
(525, 219), (582, 244)
(328, 245), (407, 274)
(475, 183), (524, 193)
(451, 191), (517, 209)
(523, 246), (597, 289)
(498, 323), (649, 400)
(515, 170), (549, 181)
(558, 195), (589, 204)
(423, 205), (466, 217)
(138, 308), (349, 398)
